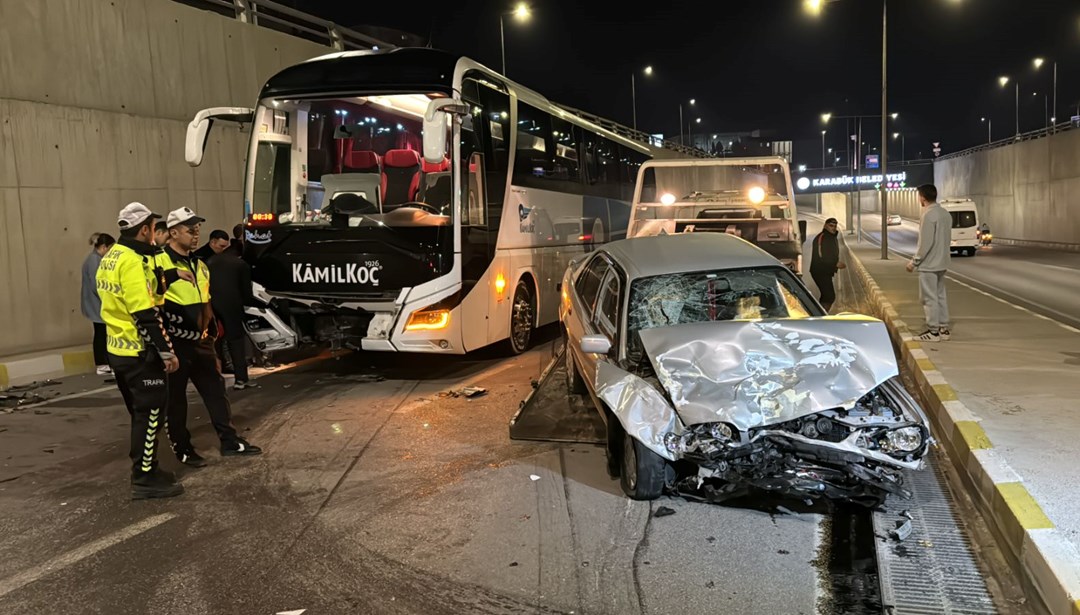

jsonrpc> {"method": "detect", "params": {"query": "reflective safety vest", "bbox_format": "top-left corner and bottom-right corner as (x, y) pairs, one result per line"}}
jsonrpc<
(97, 241), (167, 357)
(155, 247), (212, 342)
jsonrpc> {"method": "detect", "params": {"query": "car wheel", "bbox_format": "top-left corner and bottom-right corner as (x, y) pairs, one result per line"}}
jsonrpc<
(620, 431), (667, 500)
(507, 279), (535, 355)
(564, 333), (587, 395)
(968, 247), (977, 257)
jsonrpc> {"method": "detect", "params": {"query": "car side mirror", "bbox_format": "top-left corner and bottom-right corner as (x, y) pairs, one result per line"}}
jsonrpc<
(580, 334), (612, 355)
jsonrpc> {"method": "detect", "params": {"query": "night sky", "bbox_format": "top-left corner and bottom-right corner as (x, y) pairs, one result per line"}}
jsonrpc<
(291, 0), (1079, 166)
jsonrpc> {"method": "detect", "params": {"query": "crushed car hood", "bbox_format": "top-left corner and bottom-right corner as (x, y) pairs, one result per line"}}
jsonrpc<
(637, 316), (898, 433)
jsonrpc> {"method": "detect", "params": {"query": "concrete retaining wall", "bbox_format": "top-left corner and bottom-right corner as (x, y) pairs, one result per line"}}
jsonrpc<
(0, 0), (327, 356)
(935, 130), (1080, 249)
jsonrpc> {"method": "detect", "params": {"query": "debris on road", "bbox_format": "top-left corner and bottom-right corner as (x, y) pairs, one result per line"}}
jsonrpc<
(889, 519), (913, 542)
(653, 506), (676, 518)
(509, 562), (518, 567)
(529, 474), (541, 481)
(439, 386), (488, 399)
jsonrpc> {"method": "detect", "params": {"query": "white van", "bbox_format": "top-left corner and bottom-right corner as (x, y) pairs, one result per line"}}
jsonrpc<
(940, 199), (979, 257)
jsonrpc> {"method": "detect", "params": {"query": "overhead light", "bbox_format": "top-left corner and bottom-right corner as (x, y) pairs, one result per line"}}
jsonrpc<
(660, 193), (676, 205)
(748, 186), (766, 204)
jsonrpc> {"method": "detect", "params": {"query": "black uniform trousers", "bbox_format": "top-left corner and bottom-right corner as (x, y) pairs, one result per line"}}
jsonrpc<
(109, 350), (168, 477)
(167, 338), (238, 453)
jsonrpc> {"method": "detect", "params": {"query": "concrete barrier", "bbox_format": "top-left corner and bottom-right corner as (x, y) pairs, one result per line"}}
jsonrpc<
(840, 237), (1080, 615)
(0, 0), (328, 358)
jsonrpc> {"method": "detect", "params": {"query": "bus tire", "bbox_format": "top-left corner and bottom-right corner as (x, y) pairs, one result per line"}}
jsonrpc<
(506, 278), (535, 355)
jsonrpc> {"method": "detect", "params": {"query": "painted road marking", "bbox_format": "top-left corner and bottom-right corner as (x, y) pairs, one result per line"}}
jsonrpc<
(860, 230), (1080, 335)
(0, 513), (178, 599)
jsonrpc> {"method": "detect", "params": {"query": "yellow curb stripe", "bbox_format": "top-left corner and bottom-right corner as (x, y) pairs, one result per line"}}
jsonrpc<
(62, 350), (95, 375)
(1072, 598), (1080, 615)
(954, 420), (993, 450)
(932, 383), (958, 402)
(996, 482), (1054, 530)
(0, 363), (8, 389)
(916, 358), (936, 371)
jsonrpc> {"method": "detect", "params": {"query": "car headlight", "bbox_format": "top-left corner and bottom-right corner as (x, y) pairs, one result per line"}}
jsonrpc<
(880, 426), (923, 453)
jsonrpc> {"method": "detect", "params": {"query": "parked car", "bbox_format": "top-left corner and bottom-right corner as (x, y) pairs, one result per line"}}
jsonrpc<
(559, 233), (930, 508)
(887, 214), (902, 226)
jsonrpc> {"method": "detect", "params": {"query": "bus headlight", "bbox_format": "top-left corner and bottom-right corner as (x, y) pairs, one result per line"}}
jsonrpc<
(405, 308), (450, 331)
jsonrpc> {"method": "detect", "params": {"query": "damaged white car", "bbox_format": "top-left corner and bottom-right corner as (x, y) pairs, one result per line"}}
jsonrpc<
(560, 233), (930, 508)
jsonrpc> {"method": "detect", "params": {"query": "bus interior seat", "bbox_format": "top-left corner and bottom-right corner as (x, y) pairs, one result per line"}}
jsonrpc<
(344, 150), (381, 174)
(382, 149), (422, 205)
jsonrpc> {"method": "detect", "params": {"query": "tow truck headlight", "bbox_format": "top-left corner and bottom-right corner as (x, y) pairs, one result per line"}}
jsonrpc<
(880, 426), (923, 453)
(748, 186), (766, 204)
(405, 308), (450, 331)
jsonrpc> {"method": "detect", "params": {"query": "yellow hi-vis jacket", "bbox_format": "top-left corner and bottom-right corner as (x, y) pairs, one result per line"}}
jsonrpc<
(96, 237), (175, 358)
(154, 246), (214, 343)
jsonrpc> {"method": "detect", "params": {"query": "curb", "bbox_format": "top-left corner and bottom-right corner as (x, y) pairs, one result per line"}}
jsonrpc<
(0, 348), (96, 389)
(842, 239), (1080, 615)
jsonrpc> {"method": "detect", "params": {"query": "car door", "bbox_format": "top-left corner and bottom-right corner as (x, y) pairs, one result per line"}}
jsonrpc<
(565, 253), (610, 389)
(579, 267), (622, 389)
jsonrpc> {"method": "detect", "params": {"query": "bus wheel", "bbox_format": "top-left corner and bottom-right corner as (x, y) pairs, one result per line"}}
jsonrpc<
(508, 279), (535, 355)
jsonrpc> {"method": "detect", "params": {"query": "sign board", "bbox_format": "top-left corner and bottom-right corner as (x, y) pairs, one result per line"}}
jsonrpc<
(932, 141), (941, 157)
(865, 154), (880, 169)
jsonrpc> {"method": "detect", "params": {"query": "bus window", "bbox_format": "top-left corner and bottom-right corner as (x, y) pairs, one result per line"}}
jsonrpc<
(252, 141), (291, 216)
(551, 116), (579, 182)
(465, 152), (486, 226)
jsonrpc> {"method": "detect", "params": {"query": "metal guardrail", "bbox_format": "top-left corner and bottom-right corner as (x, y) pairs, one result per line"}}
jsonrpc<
(554, 103), (715, 158)
(184, 0), (395, 50)
(938, 119), (1077, 161)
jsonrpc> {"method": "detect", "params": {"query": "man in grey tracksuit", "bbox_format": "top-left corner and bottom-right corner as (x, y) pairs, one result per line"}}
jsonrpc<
(905, 184), (952, 341)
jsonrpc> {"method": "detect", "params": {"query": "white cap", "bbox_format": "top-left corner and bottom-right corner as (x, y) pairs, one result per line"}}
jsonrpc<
(117, 202), (160, 229)
(166, 207), (205, 229)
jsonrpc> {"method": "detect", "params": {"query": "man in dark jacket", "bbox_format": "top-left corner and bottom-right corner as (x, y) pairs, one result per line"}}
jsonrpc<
(208, 246), (256, 389)
(809, 218), (846, 312)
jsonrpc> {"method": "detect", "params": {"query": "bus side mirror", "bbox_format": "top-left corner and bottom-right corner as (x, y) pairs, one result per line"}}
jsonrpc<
(423, 99), (468, 165)
(185, 107), (254, 167)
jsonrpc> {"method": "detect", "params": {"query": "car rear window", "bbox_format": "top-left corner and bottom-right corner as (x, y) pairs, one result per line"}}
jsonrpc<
(950, 211), (976, 228)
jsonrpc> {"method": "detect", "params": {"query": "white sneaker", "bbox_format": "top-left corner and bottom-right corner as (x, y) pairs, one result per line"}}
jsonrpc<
(914, 329), (940, 343)
(96, 365), (113, 375)
(938, 328), (951, 341)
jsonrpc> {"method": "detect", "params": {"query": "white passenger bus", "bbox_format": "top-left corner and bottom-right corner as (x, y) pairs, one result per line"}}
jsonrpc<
(186, 48), (706, 355)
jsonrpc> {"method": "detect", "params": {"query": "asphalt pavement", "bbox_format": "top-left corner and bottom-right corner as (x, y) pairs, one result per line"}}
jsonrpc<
(0, 337), (826, 615)
(859, 217), (1080, 330)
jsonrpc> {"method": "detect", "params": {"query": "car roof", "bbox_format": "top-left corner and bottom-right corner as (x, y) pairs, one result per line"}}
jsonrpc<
(599, 233), (781, 281)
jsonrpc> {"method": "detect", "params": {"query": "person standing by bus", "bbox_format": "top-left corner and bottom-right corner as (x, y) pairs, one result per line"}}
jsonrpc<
(98, 203), (182, 500)
(157, 207), (262, 467)
(82, 232), (115, 375)
(809, 218), (845, 312)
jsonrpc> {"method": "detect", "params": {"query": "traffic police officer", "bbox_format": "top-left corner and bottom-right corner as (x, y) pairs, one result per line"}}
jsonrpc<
(98, 202), (183, 500)
(157, 207), (262, 466)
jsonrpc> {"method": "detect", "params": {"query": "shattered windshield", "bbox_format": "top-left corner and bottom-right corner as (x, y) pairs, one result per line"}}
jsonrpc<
(625, 267), (821, 363)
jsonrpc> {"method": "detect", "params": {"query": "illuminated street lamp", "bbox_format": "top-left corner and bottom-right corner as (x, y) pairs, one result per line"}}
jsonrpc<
(1033, 57), (1058, 131)
(892, 132), (905, 163)
(999, 76), (1019, 136)
(821, 130), (827, 167)
(631, 65), (653, 131)
(499, 3), (531, 76)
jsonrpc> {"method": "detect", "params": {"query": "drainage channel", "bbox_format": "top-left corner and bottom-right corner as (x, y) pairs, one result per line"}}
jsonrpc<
(873, 449), (998, 614)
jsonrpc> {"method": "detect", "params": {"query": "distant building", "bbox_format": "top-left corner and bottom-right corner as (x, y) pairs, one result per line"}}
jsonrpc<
(688, 130), (792, 162)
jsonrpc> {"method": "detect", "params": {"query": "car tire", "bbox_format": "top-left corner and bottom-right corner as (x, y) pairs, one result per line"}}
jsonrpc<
(620, 431), (667, 500)
(968, 247), (977, 257)
(506, 279), (535, 356)
(564, 333), (587, 395)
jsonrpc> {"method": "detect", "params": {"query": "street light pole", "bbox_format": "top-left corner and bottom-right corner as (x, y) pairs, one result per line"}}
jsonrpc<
(679, 104), (684, 145)
(1015, 81), (1019, 136)
(880, 0), (889, 259)
(499, 15), (506, 75)
(821, 130), (826, 167)
(631, 73), (637, 130)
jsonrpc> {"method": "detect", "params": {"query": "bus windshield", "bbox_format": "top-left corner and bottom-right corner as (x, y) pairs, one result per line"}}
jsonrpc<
(249, 94), (453, 228)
